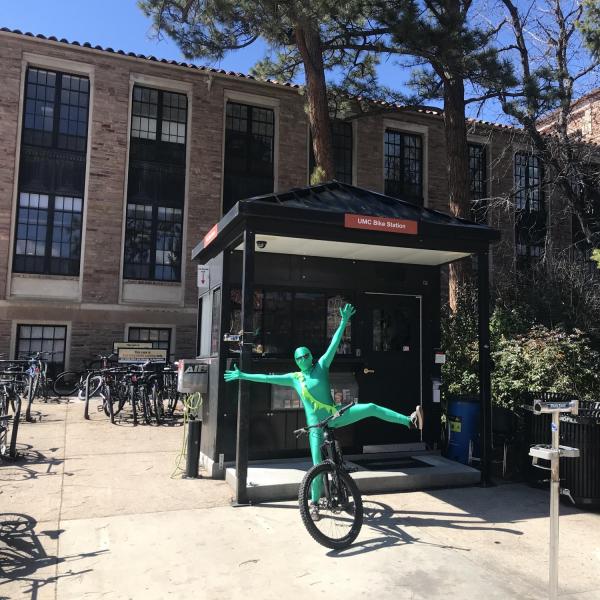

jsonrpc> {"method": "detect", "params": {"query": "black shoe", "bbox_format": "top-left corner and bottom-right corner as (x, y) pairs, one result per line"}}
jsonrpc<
(410, 405), (424, 430)
(309, 503), (321, 521)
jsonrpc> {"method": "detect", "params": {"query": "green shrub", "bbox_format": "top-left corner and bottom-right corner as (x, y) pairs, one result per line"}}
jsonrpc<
(441, 287), (600, 411)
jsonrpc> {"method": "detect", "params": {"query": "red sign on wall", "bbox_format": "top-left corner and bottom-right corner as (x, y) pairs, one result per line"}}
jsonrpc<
(203, 223), (219, 247)
(344, 214), (418, 235)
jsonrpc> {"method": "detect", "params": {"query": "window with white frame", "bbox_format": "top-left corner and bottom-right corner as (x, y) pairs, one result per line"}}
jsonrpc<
(308, 120), (353, 184)
(16, 323), (67, 376)
(14, 67), (89, 276)
(127, 326), (172, 359)
(223, 102), (275, 214)
(384, 129), (423, 205)
(514, 152), (546, 267)
(124, 85), (187, 281)
(469, 143), (487, 223)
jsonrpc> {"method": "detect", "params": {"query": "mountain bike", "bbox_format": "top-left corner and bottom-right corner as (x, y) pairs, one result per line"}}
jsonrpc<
(294, 401), (363, 550)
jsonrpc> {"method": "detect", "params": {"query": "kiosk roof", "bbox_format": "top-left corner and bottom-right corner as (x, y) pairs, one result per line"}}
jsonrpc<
(192, 181), (500, 266)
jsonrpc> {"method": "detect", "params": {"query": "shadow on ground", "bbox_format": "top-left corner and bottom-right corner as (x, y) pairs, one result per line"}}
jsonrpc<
(0, 512), (108, 600)
(0, 444), (63, 482)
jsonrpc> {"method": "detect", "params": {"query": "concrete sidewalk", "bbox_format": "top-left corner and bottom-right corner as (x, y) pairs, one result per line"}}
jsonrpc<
(1, 400), (599, 600)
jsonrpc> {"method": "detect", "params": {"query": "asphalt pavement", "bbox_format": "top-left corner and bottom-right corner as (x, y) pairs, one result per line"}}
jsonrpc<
(1, 399), (599, 600)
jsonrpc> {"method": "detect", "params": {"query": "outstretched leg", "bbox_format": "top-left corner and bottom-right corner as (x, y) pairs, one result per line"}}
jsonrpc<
(330, 402), (419, 429)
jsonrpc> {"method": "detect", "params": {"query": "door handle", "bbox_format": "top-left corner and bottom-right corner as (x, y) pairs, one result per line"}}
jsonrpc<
(363, 368), (375, 375)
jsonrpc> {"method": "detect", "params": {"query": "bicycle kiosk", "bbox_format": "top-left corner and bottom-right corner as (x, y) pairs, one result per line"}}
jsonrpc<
(191, 182), (500, 503)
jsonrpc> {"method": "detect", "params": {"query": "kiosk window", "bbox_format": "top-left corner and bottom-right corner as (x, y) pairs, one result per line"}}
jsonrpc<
(271, 371), (358, 411)
(211, 288), (221, 355)
(294, 292), (326, 354)
(327, 295), (352, 355)
(229, 288), (352, 356)
(263, 291), (292, 355)
(229, 289), (264, 354)
(272, 386), (301, 410)
(372, 307), (411, 352)
(329, 372), (359, 406)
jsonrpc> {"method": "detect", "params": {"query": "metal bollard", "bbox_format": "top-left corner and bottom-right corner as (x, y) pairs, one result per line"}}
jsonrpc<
(185, 418), (202, 478)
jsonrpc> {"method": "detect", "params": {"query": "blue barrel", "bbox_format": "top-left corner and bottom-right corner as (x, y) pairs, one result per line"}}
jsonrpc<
(446, 396), (480, 464)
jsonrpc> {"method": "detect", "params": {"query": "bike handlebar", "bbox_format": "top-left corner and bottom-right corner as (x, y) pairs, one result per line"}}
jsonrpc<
(293, 400), (357, 438)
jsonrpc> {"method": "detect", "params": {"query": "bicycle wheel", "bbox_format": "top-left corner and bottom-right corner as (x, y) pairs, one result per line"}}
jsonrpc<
(0, 395), (9, 457)
(54, 371), (81, 397)
(152, 383), (164, 426)
(140, 388), (151, 424)
(101, 383), (116, 423)
(77, 375), (103, 400)
(298, 461), (363, 550)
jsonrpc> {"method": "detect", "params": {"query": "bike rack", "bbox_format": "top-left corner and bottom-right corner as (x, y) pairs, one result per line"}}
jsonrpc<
(84, 371), (92, 420)
(528, 398), (580, 600)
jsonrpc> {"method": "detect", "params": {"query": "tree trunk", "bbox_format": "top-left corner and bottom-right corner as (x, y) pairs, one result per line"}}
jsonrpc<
(295, 24), (334, 182)
(444, 76), (472, 312)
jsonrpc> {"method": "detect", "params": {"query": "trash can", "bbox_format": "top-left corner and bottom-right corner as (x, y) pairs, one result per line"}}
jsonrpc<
(446, 395), (480, 465)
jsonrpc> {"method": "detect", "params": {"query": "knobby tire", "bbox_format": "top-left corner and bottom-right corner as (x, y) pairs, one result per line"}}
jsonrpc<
(298, 461), (363, 550)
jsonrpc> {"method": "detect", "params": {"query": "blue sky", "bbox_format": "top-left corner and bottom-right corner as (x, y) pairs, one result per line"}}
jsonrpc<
(5, 0), (593, 126)
(0, 1), (494, 117)
(2, 1), (273, 75)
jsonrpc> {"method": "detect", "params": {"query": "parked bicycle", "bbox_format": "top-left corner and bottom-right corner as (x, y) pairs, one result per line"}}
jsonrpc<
(294, 401), (364, 550)
(0, 366), (26, 459)
(53, 354), (115, 398)
(82, 359), (181, 426)
(18, 351), (58, 419)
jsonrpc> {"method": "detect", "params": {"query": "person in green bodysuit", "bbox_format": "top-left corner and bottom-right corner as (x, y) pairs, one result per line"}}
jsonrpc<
(224, 303), (423, 517)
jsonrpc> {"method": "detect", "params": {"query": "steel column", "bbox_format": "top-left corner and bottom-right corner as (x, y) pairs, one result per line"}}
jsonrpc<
(478, 251), (492, 485)
(234, 229), (255, 504)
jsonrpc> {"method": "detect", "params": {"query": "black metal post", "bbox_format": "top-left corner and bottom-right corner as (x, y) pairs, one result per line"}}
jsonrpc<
(9, 391), (22, 459)
(478, 251), (492, 485)
(185, 419), (202, 478)
(234, 229), (255, 504)
(84, 371), (94, 420)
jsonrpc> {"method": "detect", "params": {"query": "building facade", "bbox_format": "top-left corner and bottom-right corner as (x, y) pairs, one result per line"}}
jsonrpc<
(0, 28), (579, 373)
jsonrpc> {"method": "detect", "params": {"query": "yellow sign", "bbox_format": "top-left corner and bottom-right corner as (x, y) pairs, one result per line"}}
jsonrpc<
(117, 348), (167, 363)
(113, 341), (153, 352)
(449, 416), (462, 433)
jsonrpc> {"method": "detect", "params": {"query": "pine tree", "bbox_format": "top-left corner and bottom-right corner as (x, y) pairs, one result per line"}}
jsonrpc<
(138, 1), (372, 182)
(356, 0), (515, 309)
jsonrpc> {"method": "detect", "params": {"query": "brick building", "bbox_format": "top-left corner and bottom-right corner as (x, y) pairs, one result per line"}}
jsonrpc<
(0, 28), (583, 373)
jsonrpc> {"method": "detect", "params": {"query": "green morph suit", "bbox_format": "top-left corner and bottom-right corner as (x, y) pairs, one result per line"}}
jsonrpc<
(224, 304), (414, 504)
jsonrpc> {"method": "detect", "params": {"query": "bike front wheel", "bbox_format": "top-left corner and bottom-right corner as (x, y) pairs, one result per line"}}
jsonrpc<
(298, 462), (363, 550)
(54, 371), (80, 397)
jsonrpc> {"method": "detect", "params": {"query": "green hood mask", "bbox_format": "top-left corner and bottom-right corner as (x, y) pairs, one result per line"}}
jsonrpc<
(294, 346), (313, 372)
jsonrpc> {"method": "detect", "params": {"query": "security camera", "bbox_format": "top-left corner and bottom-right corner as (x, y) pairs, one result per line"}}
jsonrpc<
(256, 240), (267, 249)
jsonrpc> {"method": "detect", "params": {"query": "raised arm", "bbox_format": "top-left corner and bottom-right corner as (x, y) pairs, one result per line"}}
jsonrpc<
(318, 303), (355, 369)
(224, 364), (295, 387)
